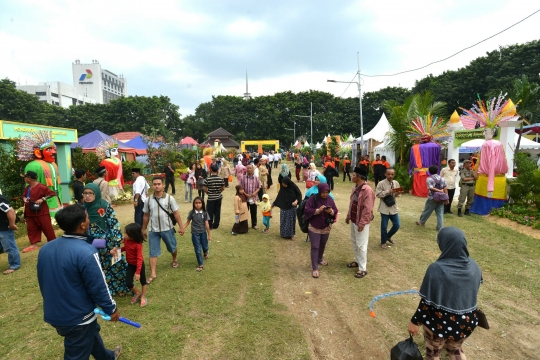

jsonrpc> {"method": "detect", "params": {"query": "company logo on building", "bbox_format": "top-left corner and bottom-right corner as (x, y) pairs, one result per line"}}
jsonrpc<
(79, 69), (93, 81)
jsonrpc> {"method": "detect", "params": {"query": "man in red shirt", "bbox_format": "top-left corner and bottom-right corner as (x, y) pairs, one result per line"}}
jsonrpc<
(22, 171), (57, 253)
(345, 166), (375, 279)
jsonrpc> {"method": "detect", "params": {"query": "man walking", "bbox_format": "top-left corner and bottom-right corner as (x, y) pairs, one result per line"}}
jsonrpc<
(204, 165), (225, 229)
(73, 169), (86, 205)
(132, 168), (149, 226)
(440, 159), (459, 214)
(416, 165), (448, 230)
(94, 166), (111, 203)
(345, 167), (375, 278)
(376, 168), (402, 249)
(0, 192), (21, 274)
(240, 163), (262, 230)
(142, 177), (184, 282)
(457, 160), (478, 217)
(164, 161), (176, 195)
(37, 205), (121, 359)
(22, 171), (57, 253)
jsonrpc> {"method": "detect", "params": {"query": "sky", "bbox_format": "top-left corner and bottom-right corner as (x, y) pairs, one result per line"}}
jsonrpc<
(1, 0), (539, 116)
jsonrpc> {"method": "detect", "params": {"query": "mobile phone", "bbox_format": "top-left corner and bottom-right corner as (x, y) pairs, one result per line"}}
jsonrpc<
(325, 206), (331, 209)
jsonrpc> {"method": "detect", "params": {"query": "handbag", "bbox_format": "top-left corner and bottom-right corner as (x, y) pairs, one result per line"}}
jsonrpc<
(431, 175), (449, 203)
(153, 195), (177, 226)
(180, 173), (188, 181)
(390, 335), (423, 360)
(476, 309), (489, 329)
(29, 201), (42, 213)
(382, 181), (396, 207)
(306, 180), (315, 189)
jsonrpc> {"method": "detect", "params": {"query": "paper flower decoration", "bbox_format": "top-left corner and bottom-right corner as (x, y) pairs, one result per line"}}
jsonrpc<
(407, 115), (449, 144)
(460, 94), (520, 129)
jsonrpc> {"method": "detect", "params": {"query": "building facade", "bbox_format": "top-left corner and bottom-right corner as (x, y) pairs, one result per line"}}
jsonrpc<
(17, 82), (97, 108)
(72, 59), (127, 104)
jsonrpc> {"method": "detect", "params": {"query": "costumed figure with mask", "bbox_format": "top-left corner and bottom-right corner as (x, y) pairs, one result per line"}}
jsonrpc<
(97, 139), (124, 199)
(460, 95), (518, 215)
(408, 116), (449, 197)
(17, 130), (63, 215)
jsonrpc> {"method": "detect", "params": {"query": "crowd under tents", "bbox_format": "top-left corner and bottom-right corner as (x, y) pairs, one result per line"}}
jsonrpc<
(70, 130), (137, 161)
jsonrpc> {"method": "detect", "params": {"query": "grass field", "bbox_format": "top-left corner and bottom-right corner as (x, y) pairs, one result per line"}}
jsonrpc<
(1, 162), (539, 359)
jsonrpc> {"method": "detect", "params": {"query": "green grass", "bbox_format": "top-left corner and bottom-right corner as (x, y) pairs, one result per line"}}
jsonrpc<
(2, 164), (540, 359)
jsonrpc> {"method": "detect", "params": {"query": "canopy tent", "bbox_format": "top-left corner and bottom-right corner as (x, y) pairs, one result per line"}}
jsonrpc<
(356, 113), (393, 155)
(460, 136), (540, 150)
(373, 142), (396, 166)
(315, 142), (322, 149)
(71, 130), (137, 159)
(125, 135), (162, 155)
(180, 136), (198, 145)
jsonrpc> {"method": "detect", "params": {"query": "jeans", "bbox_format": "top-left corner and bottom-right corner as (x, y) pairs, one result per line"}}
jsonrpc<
(207, 197), (222, 229)
(191, 232), (209, 266)
(184, 182), (193, 202)
(134, 201), (144, 226)
(54, 319), (115, 360)
(420, 199), (445, 230)
(380, 213), (400, 244)
(0, 230), (21, 270)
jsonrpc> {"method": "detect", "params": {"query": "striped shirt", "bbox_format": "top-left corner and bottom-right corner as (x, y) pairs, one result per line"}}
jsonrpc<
(240, 175), (261, 202)
(203, 175), (224, 201)
(143, 193), (179, 232)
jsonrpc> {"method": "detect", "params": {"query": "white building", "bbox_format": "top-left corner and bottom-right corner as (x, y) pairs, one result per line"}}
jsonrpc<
(72, 59), (127, 104)
(17, 82), (97, 108)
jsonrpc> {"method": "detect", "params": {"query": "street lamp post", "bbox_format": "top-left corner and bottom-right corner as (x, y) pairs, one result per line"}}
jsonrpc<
(293, 101), (313, 146)
(327, 53), (364, 157)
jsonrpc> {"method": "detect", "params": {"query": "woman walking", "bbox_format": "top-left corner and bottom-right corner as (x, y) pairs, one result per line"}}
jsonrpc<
(278, 163), (291, 185)
(308, 163), (322, 181)
(408, 227), (483, 360)
(232, 185), (249, 235)
(185, 163), (196, 203)
(83, 183), (129, 296)
(272, 177), (302, 240)
(194, 162), (207, 201)
(221, 160), (232, 188)
(235, 160), (246, 184)
(294, 154), (302, 182)
(303, 183), (338, 278)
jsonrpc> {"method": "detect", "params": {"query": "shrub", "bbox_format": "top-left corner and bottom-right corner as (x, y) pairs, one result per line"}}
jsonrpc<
(509, 152), (540, 209)
(0, 140), (28, 208)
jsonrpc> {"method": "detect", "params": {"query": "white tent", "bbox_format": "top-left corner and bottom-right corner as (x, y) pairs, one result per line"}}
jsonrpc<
(315, 142), (322, 149)
(356, 113), (393, 155)
(460, 136), (540, 150)
(373, 142), (396, 166)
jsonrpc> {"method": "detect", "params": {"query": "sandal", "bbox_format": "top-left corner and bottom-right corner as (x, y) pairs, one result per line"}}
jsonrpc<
(114, 345), (122, 359)
(196, 266), (203, 272)
(140, 297), (148, 307)
(131, 293), (141, 305)
(172, 260), (179, 268)
(387, 238), (395, 245)
(203, 252), (208, 259)
(347, 262), (359, 268)
(416, 221), (425, 226)
(354, 270), (368, 278)
(312, 270), (319, 278)
(381, 244), (389, 249)
(318, 260), (329, 266)
(3, 269), (17, 275)
(22, 245), (39, 253)
(146, 275), (156, 284)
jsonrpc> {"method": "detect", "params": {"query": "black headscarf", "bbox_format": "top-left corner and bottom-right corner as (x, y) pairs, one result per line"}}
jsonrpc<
(419, 227), (482, 314)
(273, 177), (302, 210)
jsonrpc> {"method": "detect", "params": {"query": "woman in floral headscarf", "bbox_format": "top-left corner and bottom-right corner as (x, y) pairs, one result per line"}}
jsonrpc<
(83, 183), (129, 296)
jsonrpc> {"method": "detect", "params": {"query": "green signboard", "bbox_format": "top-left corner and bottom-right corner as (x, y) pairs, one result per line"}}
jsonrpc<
(0, 120), (78, 143)
(453, 129), (500, 148)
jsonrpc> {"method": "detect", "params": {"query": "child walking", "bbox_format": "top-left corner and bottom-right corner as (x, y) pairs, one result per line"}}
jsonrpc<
(183, 197), (212, 271)
(110, 223), (148, 307)
(261, 194), (272, 233)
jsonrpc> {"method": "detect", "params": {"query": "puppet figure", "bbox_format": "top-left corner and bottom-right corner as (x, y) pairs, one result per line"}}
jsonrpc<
(97, 139), (124, 199)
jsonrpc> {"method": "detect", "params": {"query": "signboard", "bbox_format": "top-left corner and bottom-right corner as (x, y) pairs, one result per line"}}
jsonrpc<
(0, 120), (78, 143)
(453, 129), (499, 148)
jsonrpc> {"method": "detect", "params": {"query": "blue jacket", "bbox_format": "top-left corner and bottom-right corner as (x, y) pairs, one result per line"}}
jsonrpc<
(37, 234), (117, 327)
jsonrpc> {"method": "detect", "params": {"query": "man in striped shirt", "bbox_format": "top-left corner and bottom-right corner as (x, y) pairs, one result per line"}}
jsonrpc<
(204, 165), (225, 229)
(240, 163), (261, 230)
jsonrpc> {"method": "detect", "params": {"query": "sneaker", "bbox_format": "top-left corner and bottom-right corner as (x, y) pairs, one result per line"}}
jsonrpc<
(232, 232), (237, 236)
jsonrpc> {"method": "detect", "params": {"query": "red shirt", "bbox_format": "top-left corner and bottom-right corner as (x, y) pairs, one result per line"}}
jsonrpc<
(121, 239), (144, 274)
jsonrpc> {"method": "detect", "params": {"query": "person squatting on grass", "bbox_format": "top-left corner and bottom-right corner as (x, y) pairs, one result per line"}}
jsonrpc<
(183, 197), (212, 271)
(345, 166), (375, 279)
(375, 168), (403, 249)
(261, 194), (272, 233)
(110, 223), (149, 307)
(37, 204), (122, 360)
(408, 227), (483, 360)
(303, 183), (338, 279)
(142, 176), (184, 284)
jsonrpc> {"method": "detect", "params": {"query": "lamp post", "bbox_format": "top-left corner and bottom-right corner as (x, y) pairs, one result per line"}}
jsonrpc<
(293, 102), (313, 146)
(327, 53), (364, 156)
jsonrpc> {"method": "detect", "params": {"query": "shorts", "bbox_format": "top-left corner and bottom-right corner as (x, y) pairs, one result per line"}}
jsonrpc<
(148, 229), (177, 257)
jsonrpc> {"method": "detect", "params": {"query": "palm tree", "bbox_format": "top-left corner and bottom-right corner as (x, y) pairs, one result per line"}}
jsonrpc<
(512, 74), (540, 123)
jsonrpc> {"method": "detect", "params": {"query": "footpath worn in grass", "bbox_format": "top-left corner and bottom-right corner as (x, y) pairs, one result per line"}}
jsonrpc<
(1, 163), (540, 359)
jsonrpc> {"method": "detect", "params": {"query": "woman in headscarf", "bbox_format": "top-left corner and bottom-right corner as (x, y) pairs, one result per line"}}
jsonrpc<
(294, 153), (303, 182)
(303, 183), (338, 278)
(232, 185), (249, 235)
(194, 161), (207, 200)
(278, 163), (292, 185)
(408, 227), (483, 359)
(304, 175), (334, 200)
(83, 183), (129, 296)
(220, 159), (232, 188)
(235, 158), (246, 184)
(308, 163), (322, 181)
(272, 177), (302, 240)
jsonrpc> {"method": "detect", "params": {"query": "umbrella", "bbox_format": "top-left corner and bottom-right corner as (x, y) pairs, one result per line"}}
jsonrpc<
(180, 136), (198, 145)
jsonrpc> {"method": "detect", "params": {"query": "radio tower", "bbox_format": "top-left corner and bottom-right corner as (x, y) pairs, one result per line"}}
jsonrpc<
(243, 70), (251, 100)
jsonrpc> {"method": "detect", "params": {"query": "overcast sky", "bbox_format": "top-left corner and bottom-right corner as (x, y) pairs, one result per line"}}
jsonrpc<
(1, 0), (539, 116)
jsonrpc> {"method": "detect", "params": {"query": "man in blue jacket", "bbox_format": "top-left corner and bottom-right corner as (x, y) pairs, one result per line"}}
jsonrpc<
(37, 204), (122, 360)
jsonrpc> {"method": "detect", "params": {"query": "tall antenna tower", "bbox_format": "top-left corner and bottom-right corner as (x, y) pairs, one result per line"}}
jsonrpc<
(243, 70), (251, 100)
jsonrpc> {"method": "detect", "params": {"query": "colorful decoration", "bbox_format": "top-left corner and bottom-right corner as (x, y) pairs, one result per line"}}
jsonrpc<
(407, 115), (449, 144)
(369, 289), (419, 318)
(97, 139), (124, 198)
(459, 94), (519, 130)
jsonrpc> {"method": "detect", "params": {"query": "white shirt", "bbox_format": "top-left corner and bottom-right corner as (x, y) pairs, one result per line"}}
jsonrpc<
(254, 167), (259, 178)
(269, 154), (274, 162)
(133, 175), (149, 203)
(275, 153), (281, 160)
(440, 167), (459, 190)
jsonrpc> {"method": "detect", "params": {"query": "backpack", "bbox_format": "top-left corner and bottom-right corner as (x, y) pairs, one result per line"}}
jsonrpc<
(297, 194), (317, 233)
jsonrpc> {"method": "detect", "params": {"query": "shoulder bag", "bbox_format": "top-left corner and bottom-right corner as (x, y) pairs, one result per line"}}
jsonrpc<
(382, 181), (396, 207)
(153, 195), (177, 226)
(431, 175), (449, 203)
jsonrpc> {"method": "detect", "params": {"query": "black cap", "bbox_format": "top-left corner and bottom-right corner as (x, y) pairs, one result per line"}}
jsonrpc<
(353, 167), (368, 179)
(210, 165), (219, 172)
(95, 166), (106, 175)
(23, 171), (38, 179)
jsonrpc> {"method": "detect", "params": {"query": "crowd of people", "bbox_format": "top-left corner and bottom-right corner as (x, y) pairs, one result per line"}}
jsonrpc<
(0, 150), (483, 360)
